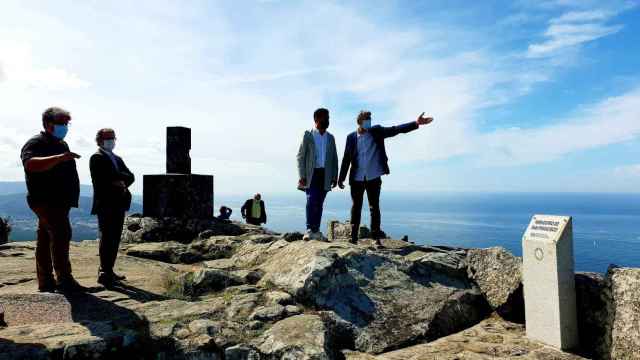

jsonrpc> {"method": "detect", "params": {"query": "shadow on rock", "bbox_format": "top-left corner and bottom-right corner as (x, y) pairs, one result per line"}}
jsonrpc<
(0, 338), (48, 360)
(107, 282), (170, 303)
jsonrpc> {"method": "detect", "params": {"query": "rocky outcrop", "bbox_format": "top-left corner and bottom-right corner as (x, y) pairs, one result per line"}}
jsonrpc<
(605, 266), (640, 360)
(406, 248), (468, 279)
(0, 320), (146, 360)
(1, 232), (637, 359)
(246, 240), (489, 353)
(121, 215), (257, 244)
(575, 272), (609, 359)
(123, 234), (280, 264)
(252, 314), (339, 359)
(123, 237), (237, 264)
(344, 316), (587, 360)
(466, 247), (524, 322)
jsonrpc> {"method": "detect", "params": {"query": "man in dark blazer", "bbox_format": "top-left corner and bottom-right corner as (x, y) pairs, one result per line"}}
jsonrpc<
(241, 193), (267, 226)
(338, 111), (433, 246)
(90, 128), (135, 287)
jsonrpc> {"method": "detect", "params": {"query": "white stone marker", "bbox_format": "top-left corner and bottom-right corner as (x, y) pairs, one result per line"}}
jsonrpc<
(522, 214), (579, 350)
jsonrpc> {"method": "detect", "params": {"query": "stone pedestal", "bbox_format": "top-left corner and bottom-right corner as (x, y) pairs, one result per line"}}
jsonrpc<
(522, 215), (579, 350)
(142, 126), (214, 220)
(143, 174), (213, 219)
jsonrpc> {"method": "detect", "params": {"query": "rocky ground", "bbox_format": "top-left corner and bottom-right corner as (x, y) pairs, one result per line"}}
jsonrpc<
(0, 217), (638, 359)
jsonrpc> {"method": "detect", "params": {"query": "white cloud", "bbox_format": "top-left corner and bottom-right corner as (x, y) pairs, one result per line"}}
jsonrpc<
(550, 9), (615, 23)
(614, 164), (640, 177)
(0, 40), (90, 90)
(477, 86), (640, 165)
(527, 23), (622, 58)
(0, 0), (639, 195)
(525, 1), (636, 58)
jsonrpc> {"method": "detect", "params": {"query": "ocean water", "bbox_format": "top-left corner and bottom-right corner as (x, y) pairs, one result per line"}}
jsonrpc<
(8, 192), (639, 274)
(217, 192), (640, 273)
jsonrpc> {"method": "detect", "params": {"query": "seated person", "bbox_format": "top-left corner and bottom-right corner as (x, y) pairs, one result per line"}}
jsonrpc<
(217, 206), (232, 221)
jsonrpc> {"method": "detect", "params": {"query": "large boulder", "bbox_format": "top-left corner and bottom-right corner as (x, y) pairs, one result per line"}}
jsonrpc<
(466, 247), (523, 322)
(124, 236), (238, 264)
(134, 291), (266, 359)
(406, 248), (468, 279)
(249, 240), (489, 353)
(123, 241), (190, 263)
(0, 321), (145, 360)
(574, 272), (609, 359)
(251, 314), (340, 360)
(605, 266), (640, 360)
(344, 316), (587, 360)
(166, 268), (264, 298)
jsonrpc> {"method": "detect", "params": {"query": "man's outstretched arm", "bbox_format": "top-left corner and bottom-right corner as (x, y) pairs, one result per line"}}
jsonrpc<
(380, 112), (434, 139)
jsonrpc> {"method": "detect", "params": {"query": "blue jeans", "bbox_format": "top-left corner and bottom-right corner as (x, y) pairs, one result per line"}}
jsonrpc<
(306, 168), (327, 232)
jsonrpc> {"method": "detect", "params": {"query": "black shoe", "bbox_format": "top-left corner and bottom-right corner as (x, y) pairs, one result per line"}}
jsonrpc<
(56, 279), (89, 293)
(97, 273), (117, 288)
(112, 272), (126, 281)
(38, 284), (57, 293)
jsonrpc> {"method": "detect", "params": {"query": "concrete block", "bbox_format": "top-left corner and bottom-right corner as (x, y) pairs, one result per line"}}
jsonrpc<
(143, 174), (213, 219)
(522, 214), (579, 350)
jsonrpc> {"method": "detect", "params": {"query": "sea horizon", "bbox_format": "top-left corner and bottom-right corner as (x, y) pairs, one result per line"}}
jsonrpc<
(4, 189), (639, 274)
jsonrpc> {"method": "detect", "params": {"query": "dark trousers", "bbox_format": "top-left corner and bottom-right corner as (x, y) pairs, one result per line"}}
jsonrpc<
(246, 217), (261, 226)
(29, 205), (73, 289)
(306, 168), (328, 232)
(97, 209), (125, 275)
(350, 177), (382, 241)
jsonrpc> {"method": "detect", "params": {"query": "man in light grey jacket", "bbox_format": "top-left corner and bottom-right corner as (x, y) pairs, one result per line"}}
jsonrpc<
(297, 108), (339, 240)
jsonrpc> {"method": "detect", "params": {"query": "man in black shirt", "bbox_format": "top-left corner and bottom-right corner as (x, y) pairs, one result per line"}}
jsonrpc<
(90, 128), (135, 288)
(20, 107), (85, 293)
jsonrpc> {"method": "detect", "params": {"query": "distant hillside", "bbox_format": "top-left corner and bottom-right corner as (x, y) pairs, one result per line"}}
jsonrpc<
(0, 181), (93, 197)
(0, 194), (94, 218)
(0, 191), (142, 241)
(0, 193), (142, 219)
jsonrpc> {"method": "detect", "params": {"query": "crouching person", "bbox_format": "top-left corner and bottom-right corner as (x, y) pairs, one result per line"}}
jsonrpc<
(90, 128), (135, 287)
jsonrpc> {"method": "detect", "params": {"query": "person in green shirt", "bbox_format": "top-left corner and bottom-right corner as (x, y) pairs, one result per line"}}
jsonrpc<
(241, 193), (267, 226)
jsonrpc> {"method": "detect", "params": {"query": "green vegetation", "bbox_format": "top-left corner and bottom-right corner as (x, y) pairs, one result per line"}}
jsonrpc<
(162, 270), (192, 301)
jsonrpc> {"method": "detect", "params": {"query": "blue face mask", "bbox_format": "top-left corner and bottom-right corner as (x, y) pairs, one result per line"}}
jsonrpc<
(52, 124), (69, 140)
(361, 119), (372, 130)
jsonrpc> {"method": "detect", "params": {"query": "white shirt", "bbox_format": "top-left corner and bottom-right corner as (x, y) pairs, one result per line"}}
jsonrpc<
(355, 131), (384, 181)
(312, 129), (327, 168)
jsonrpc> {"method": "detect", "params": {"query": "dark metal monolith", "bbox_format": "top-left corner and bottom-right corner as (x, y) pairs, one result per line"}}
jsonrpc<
(143, 127), (213, 219)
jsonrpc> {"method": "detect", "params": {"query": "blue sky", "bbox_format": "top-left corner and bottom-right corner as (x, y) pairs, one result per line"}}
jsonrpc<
(1, 0), (639, 195)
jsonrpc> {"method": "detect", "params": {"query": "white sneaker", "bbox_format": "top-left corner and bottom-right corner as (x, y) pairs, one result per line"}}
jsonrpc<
(303, 230), (313, 241)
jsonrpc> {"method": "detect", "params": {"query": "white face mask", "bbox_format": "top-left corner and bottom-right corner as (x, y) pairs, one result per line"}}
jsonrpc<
(102, 139), (116, 152)
(361, 119), (372, 130)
